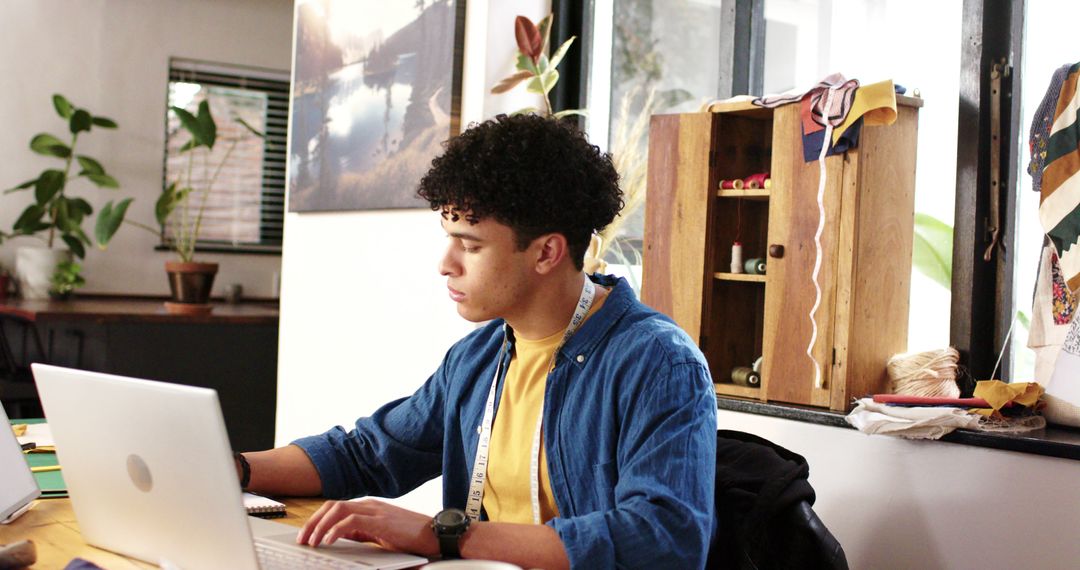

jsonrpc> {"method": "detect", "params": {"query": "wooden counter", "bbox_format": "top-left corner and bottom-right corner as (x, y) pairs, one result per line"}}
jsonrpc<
(0, 296), (278, 324)
(0, 497), (324, 569)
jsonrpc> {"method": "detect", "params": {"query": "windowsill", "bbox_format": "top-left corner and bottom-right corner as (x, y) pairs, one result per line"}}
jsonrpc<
(716, 396), (1080, 461)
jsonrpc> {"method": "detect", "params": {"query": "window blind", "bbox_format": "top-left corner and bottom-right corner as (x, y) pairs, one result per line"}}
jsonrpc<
(164, 58), (289, 253)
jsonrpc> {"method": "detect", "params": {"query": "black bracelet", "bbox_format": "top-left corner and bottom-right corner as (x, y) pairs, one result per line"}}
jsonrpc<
(234, 452), (251, 489)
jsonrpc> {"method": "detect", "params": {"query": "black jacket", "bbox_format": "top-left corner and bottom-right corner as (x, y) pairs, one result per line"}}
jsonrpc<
(707, 430), (849, 570)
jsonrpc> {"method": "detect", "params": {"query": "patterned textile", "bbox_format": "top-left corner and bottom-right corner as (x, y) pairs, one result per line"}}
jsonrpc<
(1038, 62), (1080, 292)
(1051, 249), (1077, 324)
(1029, 64), (1071, 193)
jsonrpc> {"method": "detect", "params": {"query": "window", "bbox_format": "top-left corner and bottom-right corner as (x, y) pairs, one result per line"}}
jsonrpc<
(760, 0), (964, 354)
(164, 58), (289, 253)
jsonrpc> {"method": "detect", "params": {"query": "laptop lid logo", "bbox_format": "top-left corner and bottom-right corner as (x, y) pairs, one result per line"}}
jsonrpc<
(126, 454), (153, 492)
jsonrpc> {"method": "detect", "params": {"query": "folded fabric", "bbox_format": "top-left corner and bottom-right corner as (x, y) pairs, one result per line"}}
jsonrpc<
(970, 380), (1044, 417)
(831, 79), (898, 145)
(845, 397), (982, 439)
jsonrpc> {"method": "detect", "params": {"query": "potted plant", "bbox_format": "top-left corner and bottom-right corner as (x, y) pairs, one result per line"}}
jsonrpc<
(126, 98), (262, 315)
(0, 263), (10, 301)
(2, 94), (131, 299)
(491, 14), (586, 120)
(48, 260), (85, 300)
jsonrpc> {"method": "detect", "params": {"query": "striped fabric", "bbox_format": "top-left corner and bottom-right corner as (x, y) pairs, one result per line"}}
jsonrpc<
(1039, 62), (1080, 292)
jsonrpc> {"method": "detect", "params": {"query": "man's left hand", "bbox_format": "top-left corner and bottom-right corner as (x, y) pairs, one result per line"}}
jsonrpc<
(296, 498), (439, 557)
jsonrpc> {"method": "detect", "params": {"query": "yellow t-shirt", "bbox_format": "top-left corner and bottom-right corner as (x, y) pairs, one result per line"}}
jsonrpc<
(482, 290), (607, 524)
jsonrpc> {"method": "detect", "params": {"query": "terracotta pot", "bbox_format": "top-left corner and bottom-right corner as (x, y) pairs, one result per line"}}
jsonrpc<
(164, 261), (219, 313)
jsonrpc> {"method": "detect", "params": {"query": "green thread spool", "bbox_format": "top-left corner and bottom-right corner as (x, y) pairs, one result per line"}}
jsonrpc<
(731, 366), (761, 387)
(744, 258), (766, 274)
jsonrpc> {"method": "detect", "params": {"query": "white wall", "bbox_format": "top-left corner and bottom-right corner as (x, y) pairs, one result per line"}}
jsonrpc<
(275, 0), (547, 514)
(0, 0), (293, 298)
(720, 410), (1080, 568)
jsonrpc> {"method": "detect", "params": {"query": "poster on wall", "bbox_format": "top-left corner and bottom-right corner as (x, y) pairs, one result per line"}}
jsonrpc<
(288, 0), (466, 212)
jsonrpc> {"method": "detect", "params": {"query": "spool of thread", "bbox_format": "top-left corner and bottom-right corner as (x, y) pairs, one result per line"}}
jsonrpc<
(744, 258), (766, 275)
(886, 347), (961, 398)
(730, 242), (743, 273)
(720, 178), (745, 190)
(743, 172), (771, 189)
(731, 366), (761, 387)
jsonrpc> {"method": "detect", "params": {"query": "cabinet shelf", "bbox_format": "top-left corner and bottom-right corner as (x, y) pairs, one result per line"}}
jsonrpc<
(717, 189), (770, 200)
(714, 272), (766, 283)
(714, 383), (762, 399)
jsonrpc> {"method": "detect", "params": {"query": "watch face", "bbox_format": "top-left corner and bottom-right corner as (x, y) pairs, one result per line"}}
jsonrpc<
(435, 509), (467, 527)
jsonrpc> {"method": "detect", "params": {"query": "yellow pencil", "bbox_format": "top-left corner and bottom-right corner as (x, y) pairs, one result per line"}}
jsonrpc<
(30, 465), (61, 473)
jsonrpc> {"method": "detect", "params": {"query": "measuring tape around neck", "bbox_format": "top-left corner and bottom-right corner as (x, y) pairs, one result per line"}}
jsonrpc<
(464, 276), (596, 524)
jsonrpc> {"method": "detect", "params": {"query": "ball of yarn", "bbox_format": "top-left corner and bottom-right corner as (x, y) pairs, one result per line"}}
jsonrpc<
(886, 347), (961, 398)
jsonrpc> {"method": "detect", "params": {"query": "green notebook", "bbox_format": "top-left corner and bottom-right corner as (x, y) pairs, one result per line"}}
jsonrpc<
(14, 419), (67, 498)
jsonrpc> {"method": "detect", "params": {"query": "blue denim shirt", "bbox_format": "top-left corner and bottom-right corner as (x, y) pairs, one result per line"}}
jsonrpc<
(293, 274), (717, 569)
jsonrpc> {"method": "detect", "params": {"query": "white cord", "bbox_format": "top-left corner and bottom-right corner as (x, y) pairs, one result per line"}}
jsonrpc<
(807, 85), (840, 390)
(990, 313), (1018, 381)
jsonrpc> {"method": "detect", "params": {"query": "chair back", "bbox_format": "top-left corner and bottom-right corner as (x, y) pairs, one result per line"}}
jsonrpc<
(707, 429), (848, 570)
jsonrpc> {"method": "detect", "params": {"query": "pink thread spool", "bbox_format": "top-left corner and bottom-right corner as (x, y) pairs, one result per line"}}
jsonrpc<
(743, 172), (771, 189)
(720, 178), (744, 190)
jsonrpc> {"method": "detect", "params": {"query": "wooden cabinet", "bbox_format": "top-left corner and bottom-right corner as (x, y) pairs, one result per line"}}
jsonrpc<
(642, 97), (920, 411)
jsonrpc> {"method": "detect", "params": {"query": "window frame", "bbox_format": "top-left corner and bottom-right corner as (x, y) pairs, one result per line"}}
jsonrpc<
(162, 57), (289, 257)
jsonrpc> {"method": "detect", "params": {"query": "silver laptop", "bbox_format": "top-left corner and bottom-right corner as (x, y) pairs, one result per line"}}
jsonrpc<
(32, 363), (427, 570)
(0, 403), (40, 524)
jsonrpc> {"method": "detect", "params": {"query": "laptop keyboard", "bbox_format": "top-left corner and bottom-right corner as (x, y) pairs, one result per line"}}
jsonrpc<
(255, 539), (368, 569)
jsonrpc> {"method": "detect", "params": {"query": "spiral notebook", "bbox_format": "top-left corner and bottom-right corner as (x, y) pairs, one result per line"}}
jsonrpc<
(243, 492), (287, 519)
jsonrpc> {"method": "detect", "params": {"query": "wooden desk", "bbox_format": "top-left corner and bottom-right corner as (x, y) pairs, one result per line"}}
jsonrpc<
(0, 497), (323, 569)
(0, 297), (280, 450)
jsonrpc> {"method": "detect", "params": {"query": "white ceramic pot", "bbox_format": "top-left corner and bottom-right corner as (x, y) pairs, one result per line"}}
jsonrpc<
(14, 247), (70, 300)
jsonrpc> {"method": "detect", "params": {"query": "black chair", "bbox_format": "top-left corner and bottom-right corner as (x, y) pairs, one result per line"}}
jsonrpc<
(707, 429), (848, 570)
(0, 313), (48, 419)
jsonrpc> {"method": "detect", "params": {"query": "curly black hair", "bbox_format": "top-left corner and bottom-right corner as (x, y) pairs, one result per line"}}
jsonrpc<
(417, 114), (623, 270)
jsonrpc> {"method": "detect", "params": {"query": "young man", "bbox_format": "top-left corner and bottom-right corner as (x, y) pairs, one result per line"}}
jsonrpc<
(238, 114), (717, 569)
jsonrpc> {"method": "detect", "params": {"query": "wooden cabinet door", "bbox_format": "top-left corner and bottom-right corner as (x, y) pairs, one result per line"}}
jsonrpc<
(642, 113), (718, 342)
(761, 105), (847, 407)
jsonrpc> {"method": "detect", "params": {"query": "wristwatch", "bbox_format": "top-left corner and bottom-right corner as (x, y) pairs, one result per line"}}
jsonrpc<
(431, 508), (470, 559)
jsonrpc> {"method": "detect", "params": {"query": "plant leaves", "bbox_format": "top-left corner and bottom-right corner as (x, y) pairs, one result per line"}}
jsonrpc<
(526, 76), (544, 94)
(552, 109), (589, 119)
(35, 169), (66, 205)
(6, 178), (38, 194)
(537, 14), (553, 55)
(91, 116), (117, 129)
(196, 99), (217, 149)
(912, 213), (953, 290)
(156, 182), (181, 226)
(514, 15), (543, 62)
(13, 204), (46, 234)
(491, 70), (534, 94)
(536, 54), (549, 75)
(540, 69), (560, 95)
(53, 94), (74, 119)
(76, 155), (105, 175)
(30, 133), (71, 158)
(515, 53), (538, 74)
(86, 173), (119, 188)
(68, 197), (93, 220)
(62, 235), (86, 259)
(172, 105), (207, 149)
(510, 107), (540, 116)
(70, 109), (92, 134)
(55, 197), (76, 232)
(95, 198), (132, 248)
(549, 37), (576, 70)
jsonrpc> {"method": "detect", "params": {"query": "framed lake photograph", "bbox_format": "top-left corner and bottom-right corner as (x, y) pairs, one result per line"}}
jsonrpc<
(288, 0), (466, 212)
